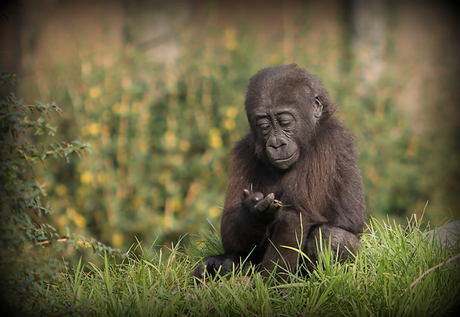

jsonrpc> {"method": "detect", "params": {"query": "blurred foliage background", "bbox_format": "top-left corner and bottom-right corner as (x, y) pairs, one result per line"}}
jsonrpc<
(1, 0), (459, 262)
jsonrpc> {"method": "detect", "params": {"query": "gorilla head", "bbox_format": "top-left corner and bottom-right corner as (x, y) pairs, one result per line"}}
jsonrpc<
(244, 64), (337, 170)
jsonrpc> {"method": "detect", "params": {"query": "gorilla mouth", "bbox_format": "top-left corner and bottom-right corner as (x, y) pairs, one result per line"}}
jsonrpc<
(273, 153), (296, 162)
(270, 152), (299, 170)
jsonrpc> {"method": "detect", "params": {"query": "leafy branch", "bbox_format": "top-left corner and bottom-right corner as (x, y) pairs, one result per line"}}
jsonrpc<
(0, 71), (125, 304)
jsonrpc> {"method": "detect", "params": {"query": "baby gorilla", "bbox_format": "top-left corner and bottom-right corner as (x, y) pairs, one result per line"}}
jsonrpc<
(194, 64), (366, 282)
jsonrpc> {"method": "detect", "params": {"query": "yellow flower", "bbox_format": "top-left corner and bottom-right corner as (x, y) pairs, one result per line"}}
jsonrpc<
(81, 171), (92, 184)
(89, 87), (100, 99)
(209, 128), (223, 148)
(89, 123), (100, 136)
(209, 206), (221, 217)
(226, 40), (237, 51)
(226, 107), (238, 118)
(67, 208), (86, 228)
(224, 118), (235, 130)
(164, 130), (176, 149)
(112, 233), (123, 247)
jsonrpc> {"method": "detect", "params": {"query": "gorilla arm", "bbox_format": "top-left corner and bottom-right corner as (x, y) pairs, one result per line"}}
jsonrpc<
(193, 137), (281, 279)
(220, 138), (281, 257)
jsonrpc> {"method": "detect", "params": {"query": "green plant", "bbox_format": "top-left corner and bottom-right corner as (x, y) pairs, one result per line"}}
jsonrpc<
(0, 70), (122, 314)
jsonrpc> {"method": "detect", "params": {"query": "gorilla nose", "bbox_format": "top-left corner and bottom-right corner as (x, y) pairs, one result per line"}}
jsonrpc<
(267, 137), (287, 149)
(269, 143), (285, 149)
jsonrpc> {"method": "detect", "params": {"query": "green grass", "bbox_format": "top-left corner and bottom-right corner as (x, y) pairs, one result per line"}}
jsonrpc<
(32, 217), (460, 316)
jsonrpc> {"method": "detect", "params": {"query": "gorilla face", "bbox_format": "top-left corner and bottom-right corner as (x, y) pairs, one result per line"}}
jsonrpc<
(255, 109), (300, 170)
(244, 65), (326, 171)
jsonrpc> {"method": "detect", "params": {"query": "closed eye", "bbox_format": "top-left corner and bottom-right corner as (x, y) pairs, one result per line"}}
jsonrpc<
(256, 118), (271, 132)
(279, 120), (291, 128)
(258, 123), (271, 132)
(276, 112), (295, 129)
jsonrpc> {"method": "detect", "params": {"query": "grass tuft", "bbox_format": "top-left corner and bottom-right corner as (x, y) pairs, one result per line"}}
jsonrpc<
(32, 216), (460, 316)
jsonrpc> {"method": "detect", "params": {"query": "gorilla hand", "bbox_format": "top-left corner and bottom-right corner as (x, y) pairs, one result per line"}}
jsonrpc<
(242, 189), (281, 219)
(193, 254), (239, 279)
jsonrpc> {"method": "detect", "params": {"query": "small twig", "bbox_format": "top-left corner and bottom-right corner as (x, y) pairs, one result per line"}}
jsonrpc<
(32, 238), (87, 247)
(392, 252), (460, 305)
(409, 252), (460, 288)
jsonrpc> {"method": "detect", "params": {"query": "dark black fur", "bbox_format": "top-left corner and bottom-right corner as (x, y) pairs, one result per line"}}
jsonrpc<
(194, 64), (366, 282)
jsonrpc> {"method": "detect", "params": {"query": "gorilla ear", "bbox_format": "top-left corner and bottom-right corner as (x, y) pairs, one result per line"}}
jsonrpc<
(314, 96), (323, 119)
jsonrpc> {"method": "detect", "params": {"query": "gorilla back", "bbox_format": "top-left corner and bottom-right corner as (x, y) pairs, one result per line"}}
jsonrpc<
(194, 64), (366, 282)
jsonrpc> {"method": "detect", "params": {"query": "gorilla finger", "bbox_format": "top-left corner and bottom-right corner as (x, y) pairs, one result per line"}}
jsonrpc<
(255, 193), (275, 212)
(268, 200), (282, 213)
(252, 192), (264, 203)
(193, 264), (205, 279)
(243, 189), (251, 199)
(243, 192), (264, 211)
